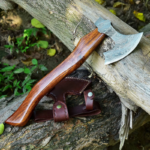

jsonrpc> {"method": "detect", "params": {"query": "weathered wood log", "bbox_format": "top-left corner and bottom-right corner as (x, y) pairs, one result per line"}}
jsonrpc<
(1, 69), (150, 150)
(3, 0), (150, 114)
(0, 0), (16, 10)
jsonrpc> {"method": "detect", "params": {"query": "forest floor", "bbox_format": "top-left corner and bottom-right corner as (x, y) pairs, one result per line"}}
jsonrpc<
(0, 0), (150, 150)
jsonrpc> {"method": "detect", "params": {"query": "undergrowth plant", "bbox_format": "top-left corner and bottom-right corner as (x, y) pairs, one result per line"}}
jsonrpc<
(1, 19), (49, 99)
(4, 27), (47, 54)
(0, 59), (48, 99)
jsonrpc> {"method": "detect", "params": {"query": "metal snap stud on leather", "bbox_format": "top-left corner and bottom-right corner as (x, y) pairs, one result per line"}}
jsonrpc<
(57, 105), (62, 109)
(88, 92), (93, 97)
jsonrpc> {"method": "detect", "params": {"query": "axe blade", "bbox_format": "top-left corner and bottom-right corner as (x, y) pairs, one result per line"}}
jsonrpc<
(95, 17), (143, 65)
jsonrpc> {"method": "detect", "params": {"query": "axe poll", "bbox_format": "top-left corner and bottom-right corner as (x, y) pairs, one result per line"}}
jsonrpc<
(5, 17), (143, 126)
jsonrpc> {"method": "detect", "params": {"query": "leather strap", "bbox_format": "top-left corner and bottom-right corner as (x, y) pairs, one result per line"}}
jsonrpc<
(34, 77), (101, 122)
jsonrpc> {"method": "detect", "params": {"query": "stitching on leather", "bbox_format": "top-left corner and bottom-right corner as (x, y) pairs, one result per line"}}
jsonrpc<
(54, 101), (68, 121)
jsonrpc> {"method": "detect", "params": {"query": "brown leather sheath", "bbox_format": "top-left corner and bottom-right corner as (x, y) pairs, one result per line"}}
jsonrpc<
(34, 77), (101, 122)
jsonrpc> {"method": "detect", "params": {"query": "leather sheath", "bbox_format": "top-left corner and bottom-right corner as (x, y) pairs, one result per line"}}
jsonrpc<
(34, 77), (101, 122)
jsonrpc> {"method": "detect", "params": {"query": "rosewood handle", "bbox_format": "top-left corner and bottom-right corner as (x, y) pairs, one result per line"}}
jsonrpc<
(5, 28), (105, 126)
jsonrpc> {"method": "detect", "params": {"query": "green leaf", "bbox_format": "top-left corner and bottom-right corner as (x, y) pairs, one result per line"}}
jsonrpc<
(16, 92), (23, 96)
(16, 37), (24, 46)
(0, 95), (7, 99)
(23, 28), (39, 44)
(16, 49), (19, 53)
(22, 76), (31, 86)
(0, 65), (15, 72)
(14, 87), (22, 96)
(23, 29), (33, 39)
(39, 64), (48, 71)
(14, 87), (18, 96)
(24, 68), (31, 74)
(19, 46), (24, 50)
(32, 59), (38, 65)
(23, 86), (26, 93)
(31, 66), (37, 72)
(17, 81), (20, 86)
(40, 28), (47, 34)
(29, 43), (38, 47)
(16, 81), (21, 89)
(3, 63), (9, 66)
(0, 123), (4, 135)
(36, 43), (40, 48)
(37, 40), (48, 49)
(31, 28), (39, 38)
(14, 68), (24, 74)
(25, 85), (32, 91)
(26, 79), (36, 85)
(13, 79), (17, 87)
(0, 74), (4, 82)
(7, 72), (14, 80)
(3, 84), (12, 92)
(31, 18), (45, 28)
(22, 46), (30, 53)
(4, 45), (14, 49)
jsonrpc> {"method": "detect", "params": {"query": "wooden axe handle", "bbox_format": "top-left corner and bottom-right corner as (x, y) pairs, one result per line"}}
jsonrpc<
(5, 28), (105, 126)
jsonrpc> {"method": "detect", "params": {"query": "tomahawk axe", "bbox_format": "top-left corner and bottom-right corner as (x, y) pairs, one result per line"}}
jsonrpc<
(5, 17), (143, 126)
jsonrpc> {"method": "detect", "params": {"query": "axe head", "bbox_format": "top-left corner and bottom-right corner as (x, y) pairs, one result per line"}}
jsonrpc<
(95, 17), (143, 65)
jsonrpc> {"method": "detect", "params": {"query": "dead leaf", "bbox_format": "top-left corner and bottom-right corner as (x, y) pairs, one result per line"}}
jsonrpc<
(47, 49), (56, 56)
(24, 52), (42, 60)
(109, 9), (117, 15)
(129, 0), (134, 4)
(124, 4), (130, 11)
(1, 57), (19, 66)
(133, 11), (146, 22)
(21, 58), (33, 66)
(55, 41), (63, 53)
(95, 0), (105, 5)
(113, 1), (130, 11)
(113, 2), (126, 8)
(8, 36), (11, 45)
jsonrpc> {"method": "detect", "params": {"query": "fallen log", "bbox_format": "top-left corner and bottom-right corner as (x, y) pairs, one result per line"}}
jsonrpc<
(0, 69), (150, 150)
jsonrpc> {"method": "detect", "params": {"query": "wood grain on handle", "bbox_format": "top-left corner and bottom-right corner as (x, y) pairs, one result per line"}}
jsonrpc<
(5, 28), (105, 126)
